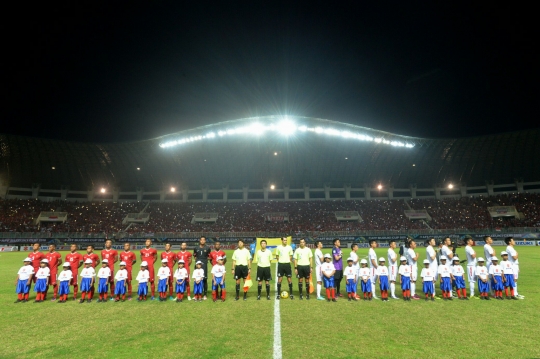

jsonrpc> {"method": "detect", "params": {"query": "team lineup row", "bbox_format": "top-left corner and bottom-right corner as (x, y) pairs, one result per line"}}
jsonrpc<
(13, 236), (524, 303)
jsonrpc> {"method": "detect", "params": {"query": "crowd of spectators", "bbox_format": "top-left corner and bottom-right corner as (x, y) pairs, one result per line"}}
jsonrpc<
(1, 193), (539, 234)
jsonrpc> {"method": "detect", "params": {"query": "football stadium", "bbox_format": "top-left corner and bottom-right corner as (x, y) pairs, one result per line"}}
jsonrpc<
(1, 116), (539, 358)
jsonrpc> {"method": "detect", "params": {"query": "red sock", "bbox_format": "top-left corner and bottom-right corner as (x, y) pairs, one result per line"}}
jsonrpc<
(17, 293), (23, 300)
(511, 288), (515, 296)
(110, 282), (115, 297)
(122, 294), (125, 300)
(128, 282), (133, 297)
(104, 293), (108, 300)
(73, 284), (78, 299)
(36, 293), (41, 300)
(457, 289), (462, 298)
(177, 293), (181, 300)
(505, 288), (509, 296)
(331, 289), (336, 299)
(221, 289), (226, 299)
(326, 289), (330, 298)
(364, 293), (367, 299)
(212, 291), (216, 300)
(187, 283), (191, 296)
(463, 288), (467, 297)
(53, 284), (58, 298)
(169, 283), (173, 297)
(24, 293), (29, 300)
(151, 282), (155, 297)
(99, 294), (103, 300)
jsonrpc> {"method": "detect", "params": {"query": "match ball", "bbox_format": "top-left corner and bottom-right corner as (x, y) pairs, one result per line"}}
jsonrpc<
(280, 291), (289, 299)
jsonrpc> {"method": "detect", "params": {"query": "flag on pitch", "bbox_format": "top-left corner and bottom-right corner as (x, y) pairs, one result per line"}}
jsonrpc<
(243, 274), (253, 292)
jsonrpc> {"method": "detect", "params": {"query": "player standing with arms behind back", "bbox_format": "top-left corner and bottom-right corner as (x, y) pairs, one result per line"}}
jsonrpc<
(231, 239), (252, 301)
(314, 241), (325, 300)
(464, 237), (477, 298)
(65, 244), (83, 300)
(140, 239), (158, 300)
(120, 243), (137, 300)
(101, 240), (118, 300)
(368, 240), (379, 299)
(406, 241), (420, 299)
(160, 243), (176, 300)
(275, 237), (294, 300)
(387, 240), (399, 299)
(194, 236), (211, 300)
(505, 237), (523, 299)
(332, 239), (344, 297)
(176, 242), (193, 300)
(83, 245), (100, 301)
(45, 244), (62, 301)
(293, 238), (313, 300)
(256, 240), (273, 300)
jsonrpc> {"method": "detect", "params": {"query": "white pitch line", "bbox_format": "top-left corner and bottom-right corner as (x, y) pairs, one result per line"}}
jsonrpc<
(273, 263), (282, 359)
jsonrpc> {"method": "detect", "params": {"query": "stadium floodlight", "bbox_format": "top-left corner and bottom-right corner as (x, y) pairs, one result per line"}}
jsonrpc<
(448, 184), (454, 189)
(270, 184), (275, 190)
(277, 119), (297, 136)
(170, 187), (176, 193)
(377, 184), (383, 190)
(100, 188), (106, 194)
(274, 152), (278, 156)
(51, 166), (55, 170)
(136, 167), (140, 170)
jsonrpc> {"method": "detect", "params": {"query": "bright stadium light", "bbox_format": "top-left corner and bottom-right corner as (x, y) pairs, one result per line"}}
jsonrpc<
(158, 117), (416, 149)
(377, 184), (383, 190)
(100, 188), (106, 194)
(170, 187), (176, 193)
(274, 152), (278, 156)
(270, 184), (275, 190)
(448, 184), (454, 189)
(137, 167), (140, 170)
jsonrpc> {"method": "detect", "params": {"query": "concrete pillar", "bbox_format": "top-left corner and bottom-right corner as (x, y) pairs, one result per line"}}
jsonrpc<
(435, 187), (441, 200)
(60, 186), (68, 200)
(284, 186), (290, 201)
(515, 180), (524, 193)
(460, 184), (467, 197)
(364, 184), (371, 200)
(182, 188), (189, 202)
(388, 185), (394, 199)
(160, 190), (165, 202)
(137, 188), (144, 202)
(112, 188), (119, 202)
(0, 184), (8, 199)
(324, 185), (330, 200)
(486, 181), (494, 196)
(243, 186), (249, 202)
(303, 185), (310, 200)
(409, 184), (417, 199)
(31, 183), (40, 199)
(87, 189), (95, 201)
(264, 186), (269, 201)
(344, 185), (351, 200)
(222, 185), (229, 202)
(202, 187), (208, 202)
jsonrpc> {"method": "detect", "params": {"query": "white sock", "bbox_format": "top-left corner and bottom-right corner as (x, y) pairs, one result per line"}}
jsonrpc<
(317, 284), (321, 297)
(514, 283), (518, 296)
(390, 283), (396, 297)
(371, 282), (377, 296)
(411, 282), (416, 296)
(469, 282), (475, 296)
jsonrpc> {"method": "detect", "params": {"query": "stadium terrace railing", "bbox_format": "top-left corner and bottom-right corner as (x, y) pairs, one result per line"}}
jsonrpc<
(0, 227), (538, 239)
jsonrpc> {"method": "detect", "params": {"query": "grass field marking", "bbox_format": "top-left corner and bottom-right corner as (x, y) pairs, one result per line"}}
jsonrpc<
(273, 262), (283, 359)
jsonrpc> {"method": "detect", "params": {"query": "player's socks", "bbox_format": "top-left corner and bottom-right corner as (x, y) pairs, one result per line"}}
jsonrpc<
(505, 288), (509, 297)
(306, 283), (310, 296)
(53, 284), (58, 299)
(103, 293), (108, 300)
(122, 295), (126, 300)
(457, 289), (461, 298)
(90, 286), (95, 299)
(331, 288), (336, 299)
(410, 283), (415, 297)
(221, 289), (226, 300)
(257, 284), (262, 296)
(326, 289), (331, 298)
(17, 294), (23, 300)
(169, 285), (173, 297)
(298, 283), (303, 296)
(212, 290), (217, 301)
(317, 283), (322, 298)
(236, 284), (240, 298)
(187, 283), (191, 296)
(151, 283), (155, 297)
(81, 292), (86, 300)
(277, 283), (281, 295)
(266, 284), (270, 296)
(73, 284), (78, 299)
(469, 282), (475, 296)
(514, 283), (518, 296)
(390, 283), (396, 297)
(288, 283), (293, 296)
(24, 293), (29, 300)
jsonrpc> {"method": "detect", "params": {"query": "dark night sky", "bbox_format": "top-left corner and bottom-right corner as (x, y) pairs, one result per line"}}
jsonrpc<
(2, 2), (538, 142)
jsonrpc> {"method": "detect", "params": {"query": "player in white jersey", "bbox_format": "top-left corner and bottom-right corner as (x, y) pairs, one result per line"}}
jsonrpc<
(368, 240), (378, 298)
(387, 240), (399, 299)
(406, 241), (419, 299)
(464, 237), (477, 298)
(441, 237), (455, 267)
(504, 237), (523, 299)
(425, 238), (438, 279)
(483, 236), (496, 296)
(314, 241), (325, 300)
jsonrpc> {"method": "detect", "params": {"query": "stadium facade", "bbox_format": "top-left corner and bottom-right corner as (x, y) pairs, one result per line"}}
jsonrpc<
(1, 116), (539, 202)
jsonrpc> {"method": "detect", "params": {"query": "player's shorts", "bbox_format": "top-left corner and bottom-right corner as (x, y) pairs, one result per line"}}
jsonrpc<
(410, 266), (418, 281)
(453, 276), (465, 289)
(513, 265), (519, 280)
(296, 265), (311, 279)
(115, 280), (126, 295)
(234, 265), (249, 280)
(80, 277), (92, 292)
(138, 282), (148, 296)
(58, 281), (70, 295)
(361, 279), (372, 293)
(315, 266), (322, 282)
(70, 271), (79, 286)
(401, 276), (411, 290)
(16, 279), (30, 294)
(98, 278), (108, 293)
(212, 276), (225, 290)
(492, 276), (504, 291)
(440, 277), (451, 291)
(346, 278), (356, 293)
(467, 266), (476, 282)
(175, 280), (186, 293)
(423, 281), (435, 294)
(34, 278), (47, 292)
(158, 278), (168, 292)
(277, 263), (292, 278)
(49, 270), (58, 285)
(193, 281), (203, 294)
(477, 279), (489, 293)
(388, 265), (397, 281)
(256, 266), (272, 281)
(504, 274), (515, 288)
(323, 276), (334, 288)
(379, 275), (389, 291)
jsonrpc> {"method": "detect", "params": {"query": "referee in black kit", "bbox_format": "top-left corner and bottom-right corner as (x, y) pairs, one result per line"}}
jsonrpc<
(194, 236), (211, 300)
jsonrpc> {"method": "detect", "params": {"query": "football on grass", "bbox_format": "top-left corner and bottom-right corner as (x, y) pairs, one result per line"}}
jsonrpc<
(280, 291), (289, 299)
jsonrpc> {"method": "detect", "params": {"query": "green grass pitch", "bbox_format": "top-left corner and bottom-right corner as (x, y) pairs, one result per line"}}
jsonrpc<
(0, 246), (539, 358)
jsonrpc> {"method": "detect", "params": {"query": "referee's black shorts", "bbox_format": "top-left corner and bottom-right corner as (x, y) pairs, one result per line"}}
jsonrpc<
(234, 265), (249, 280)
(256, 266), (272, 281)
(296, 265), (311, 279)
(277, 263), (292, 277)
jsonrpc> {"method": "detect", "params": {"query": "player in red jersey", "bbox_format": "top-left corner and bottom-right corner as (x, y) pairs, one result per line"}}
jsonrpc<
(161, 243), (177, 300)
(140, 238), (158, 299)
(209, 241), (227, 266)
(176, 242), (193, 300)
(120, 243), (137, 300)
(65, 244), (83, 300)
(45, 244), (62, 300)
(83, 245), (100, 300)
(101, 239), (118, 299)
(28, 243), (45, 285)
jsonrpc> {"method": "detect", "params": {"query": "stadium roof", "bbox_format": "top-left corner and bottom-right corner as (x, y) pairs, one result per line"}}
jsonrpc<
(1, 116), (539, 191)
